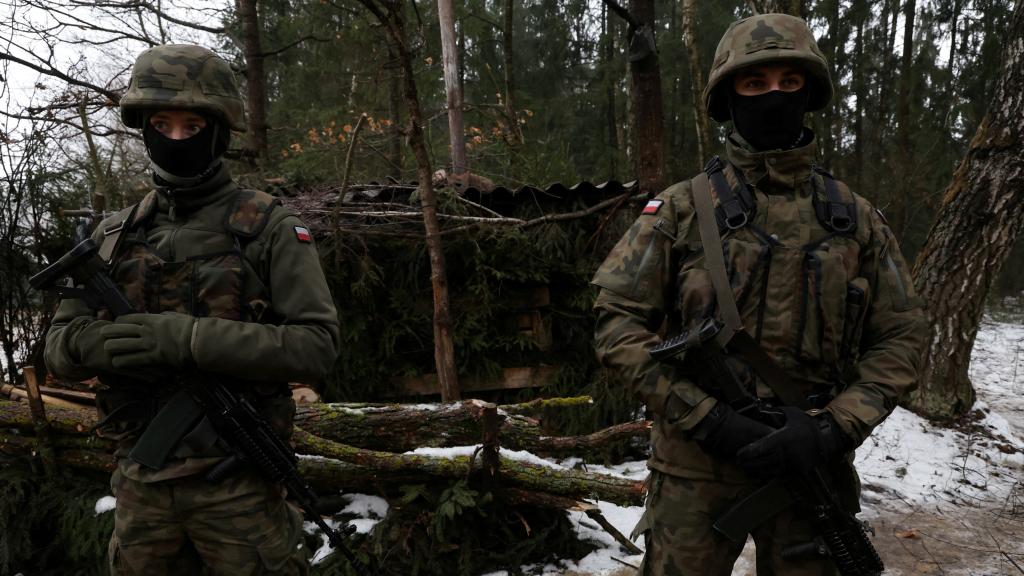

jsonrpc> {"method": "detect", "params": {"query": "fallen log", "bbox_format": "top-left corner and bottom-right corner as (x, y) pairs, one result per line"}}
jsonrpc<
(292, 428), (644, 506)
(0, 399), (649, 459)
(293, 399), (648, 457)
(0, 427), (643, 508)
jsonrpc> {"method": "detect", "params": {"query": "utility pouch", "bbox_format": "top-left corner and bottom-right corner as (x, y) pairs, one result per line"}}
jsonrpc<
(839, 277), (871, 376)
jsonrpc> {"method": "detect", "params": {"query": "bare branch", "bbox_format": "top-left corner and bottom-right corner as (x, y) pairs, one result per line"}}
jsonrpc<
(0, 51), (121, 103)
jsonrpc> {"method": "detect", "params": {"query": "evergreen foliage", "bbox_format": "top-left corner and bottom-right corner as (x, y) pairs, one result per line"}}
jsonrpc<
(0, 463), (113, 575)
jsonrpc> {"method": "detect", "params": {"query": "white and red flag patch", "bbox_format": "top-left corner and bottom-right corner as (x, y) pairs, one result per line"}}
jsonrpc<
(642, 199), (663, 215)
(294, 226), (312, 243)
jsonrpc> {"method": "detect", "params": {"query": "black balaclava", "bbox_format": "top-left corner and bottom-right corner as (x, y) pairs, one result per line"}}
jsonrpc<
(143, 113), (229, 186)
(729, 86), (810, 152)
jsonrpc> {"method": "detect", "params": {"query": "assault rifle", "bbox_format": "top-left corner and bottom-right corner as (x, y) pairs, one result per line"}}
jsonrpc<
(31, 238), (373, 576)
(649, 319), (884, 576)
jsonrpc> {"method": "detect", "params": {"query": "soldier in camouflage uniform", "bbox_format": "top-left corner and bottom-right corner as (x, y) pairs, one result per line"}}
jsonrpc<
(44, 45), (340, 575)
(592, 14), (927, 575)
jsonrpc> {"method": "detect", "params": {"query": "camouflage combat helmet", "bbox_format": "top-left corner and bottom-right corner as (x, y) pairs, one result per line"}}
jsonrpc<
(120, 44), (246, 132)
(703, 13), (832, 122)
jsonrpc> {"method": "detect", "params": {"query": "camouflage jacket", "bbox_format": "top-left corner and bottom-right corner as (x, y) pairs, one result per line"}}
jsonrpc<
(592, 134), (927, 480)
(45, 164), (341, 482)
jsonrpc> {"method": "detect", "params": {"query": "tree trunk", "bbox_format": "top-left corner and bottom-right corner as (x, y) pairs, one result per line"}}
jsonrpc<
(236, 0), (268, 160)
(603, 4), (618, 180)
(627, 0), (666, 195)
(682, 0), (711, 169)
(360, 0), (461, 402)
(78, 100), (107, 214)
(893, 0), (916, 237)
(852, 0), (865, 192)
(438, 0), (467, 175)
(905, 1), (1024, 420)
(503, 0), (522, 145)
(386, 48), (403, 179)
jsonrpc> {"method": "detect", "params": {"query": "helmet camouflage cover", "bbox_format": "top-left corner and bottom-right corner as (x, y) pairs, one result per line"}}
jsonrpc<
(703, 13), (833, 122)
(120, 44), (246, 132)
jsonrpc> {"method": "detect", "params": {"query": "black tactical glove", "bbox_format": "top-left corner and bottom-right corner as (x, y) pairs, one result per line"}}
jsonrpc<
(692, 401), (775, 459)
(735, 407), (850, 478)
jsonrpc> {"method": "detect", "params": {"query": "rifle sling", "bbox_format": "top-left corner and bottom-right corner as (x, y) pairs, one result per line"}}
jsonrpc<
(690, 173), (810, 411)
(128, 387), (205, 470)
(97, 204), (139, 266)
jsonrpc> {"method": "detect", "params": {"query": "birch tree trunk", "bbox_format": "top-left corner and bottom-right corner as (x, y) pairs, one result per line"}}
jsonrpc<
(905, 0), (1024, 420)
(438, 0), (467, 176)
(236, 0), (268, 160)
(682, 0), (711, 169)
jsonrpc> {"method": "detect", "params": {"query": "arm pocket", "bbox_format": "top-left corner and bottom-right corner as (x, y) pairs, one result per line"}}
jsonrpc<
(839, 277), (871, 377)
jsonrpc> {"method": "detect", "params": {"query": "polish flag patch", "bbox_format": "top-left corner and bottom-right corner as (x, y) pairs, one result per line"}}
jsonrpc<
(642, 200), (663, 215)
(294, 226), (312, 243)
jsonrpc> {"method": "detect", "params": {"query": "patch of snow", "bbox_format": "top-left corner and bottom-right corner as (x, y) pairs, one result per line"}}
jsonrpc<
(340, 494), (389, 520)
(404, 445), (565, 469)
(94, 496), (116, 515)
(303, 493), (389, 565)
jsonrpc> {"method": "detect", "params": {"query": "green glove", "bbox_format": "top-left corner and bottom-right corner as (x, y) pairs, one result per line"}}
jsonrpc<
(101, 312), (196, 370)
(72, 319), (117, 372)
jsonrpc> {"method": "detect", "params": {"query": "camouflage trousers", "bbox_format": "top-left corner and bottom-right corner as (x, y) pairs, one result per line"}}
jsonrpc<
(634, 470), (838, 576)
(108, 467), (309, 575)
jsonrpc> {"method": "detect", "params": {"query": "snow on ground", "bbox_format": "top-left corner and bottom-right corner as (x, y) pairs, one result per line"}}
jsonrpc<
(305, 493), (390, 565)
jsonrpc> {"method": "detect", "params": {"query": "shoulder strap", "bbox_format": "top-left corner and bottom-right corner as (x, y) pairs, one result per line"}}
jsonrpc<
(97, 204), (139, 265)
(691, 172), (811, 411)
(812, 167), (857, 235)
(705, 156), (756, 231)
(223, 189), (281, 238)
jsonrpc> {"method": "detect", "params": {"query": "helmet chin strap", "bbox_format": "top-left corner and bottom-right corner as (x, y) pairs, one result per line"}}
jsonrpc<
(151, 157), (223, 188)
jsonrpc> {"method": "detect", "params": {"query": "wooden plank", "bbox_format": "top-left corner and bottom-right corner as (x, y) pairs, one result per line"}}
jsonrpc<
(390, 366), (558, 397)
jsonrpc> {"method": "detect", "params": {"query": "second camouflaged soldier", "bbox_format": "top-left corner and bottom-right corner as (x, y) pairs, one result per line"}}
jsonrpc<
(44, 45), (340, 574)
(593, 14), (926, 575)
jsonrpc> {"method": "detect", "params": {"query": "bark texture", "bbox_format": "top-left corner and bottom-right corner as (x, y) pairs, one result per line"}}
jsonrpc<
(629, 0), (666, 196)
(906, 1), (1024, 419)
(438, 0), (468, 175)
(236, 0), (268, 159)
(681, 0), (711, 168)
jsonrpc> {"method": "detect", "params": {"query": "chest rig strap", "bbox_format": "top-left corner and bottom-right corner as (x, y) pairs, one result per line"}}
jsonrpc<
(811, 166), (858, 235)
(705, 156), (756, 232)
(704, 157), (859, 238)
(690, 173), (810, 411)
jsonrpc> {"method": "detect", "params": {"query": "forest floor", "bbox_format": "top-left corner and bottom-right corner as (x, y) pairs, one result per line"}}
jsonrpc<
(478, 315), (1024, 576)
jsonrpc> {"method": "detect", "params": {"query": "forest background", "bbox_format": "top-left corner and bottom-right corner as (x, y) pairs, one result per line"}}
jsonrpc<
(0, 0), (1019, 416)
(1, 0), (1024, 573)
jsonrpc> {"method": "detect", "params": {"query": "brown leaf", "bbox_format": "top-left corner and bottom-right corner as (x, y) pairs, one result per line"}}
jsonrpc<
(895, 529), (918, 539)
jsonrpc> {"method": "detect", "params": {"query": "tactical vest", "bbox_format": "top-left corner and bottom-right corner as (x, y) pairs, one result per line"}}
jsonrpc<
(93, 188), (293, 452)
(676, 157), (872, 403)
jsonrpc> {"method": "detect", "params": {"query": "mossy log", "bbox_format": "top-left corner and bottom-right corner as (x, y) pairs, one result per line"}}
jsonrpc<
(293, 399), (648, 457)
(292, 429), (644, 506)
(0, 400), (644, 507)
(0, 399), (649, 459)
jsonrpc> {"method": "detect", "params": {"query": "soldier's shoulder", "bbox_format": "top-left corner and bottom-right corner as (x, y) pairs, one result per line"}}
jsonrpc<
(224, 188), (288, 238)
